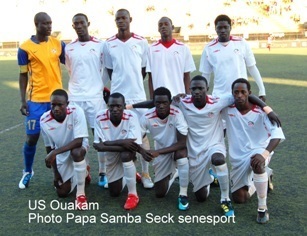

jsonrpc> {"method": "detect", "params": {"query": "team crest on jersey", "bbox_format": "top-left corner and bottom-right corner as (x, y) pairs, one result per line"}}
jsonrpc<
(173, 51), (179, 55)
(169, 123), (173, 128)
(90, 48), (96, 53)
(248, 121), (254, 127)
(51, 48), (57, 54)
(67, 124), (73, 130)
(121, 129), (127, 135)
(208, 112), (214, 118)
(152, 123), (159, 128)
(234, 49), (240, 54)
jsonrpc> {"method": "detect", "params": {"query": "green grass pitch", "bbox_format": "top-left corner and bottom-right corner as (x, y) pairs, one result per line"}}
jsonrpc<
(0, 48), (306, 235)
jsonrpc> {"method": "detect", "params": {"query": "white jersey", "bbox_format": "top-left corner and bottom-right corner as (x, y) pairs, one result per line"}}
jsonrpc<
(94, 109), (142, 145)
(40, 105), (89, 164)
(174, 95), (234, 166)
(199, 36), (258, 96)
(65, 36), (108, 101)
(222, 105), (285, 167)
(139, 105), (188, 149)
(103, 34), (148, 102)
(146, 39), (196, 96)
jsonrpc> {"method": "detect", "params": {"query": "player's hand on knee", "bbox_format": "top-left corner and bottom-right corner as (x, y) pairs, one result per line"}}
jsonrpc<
(250, 154), (265, 173)
(45, 150), (56, 168)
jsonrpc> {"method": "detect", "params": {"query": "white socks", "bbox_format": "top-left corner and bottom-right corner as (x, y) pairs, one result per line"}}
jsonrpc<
(254, 172), (268, 209)
(140, 136), (150, 174)
(97, 152), (106, 174)
(177, 158), (189, 196)
(214, 163), (231, 202)
(73, 160), (86, 197)
(123, 161), (137, 195)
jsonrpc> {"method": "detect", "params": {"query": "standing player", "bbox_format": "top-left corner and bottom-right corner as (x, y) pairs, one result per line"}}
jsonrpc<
(93, 93), (145, 210)
(18, 12), (65, 189)
(41, 89), (90, 209)
(146, 17), (196, 99)
(199, 14), (266, 101)
(199, 14), (267, 184)
(267, 34), (273, 51)
(103, 8), (153, 189)
(139, 87), (190, 210)
(65, 13), (108, 188)
(222, 78), (285, 223)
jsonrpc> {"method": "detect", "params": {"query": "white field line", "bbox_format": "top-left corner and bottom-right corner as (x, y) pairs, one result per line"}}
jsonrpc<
(0, 123), (22, 135)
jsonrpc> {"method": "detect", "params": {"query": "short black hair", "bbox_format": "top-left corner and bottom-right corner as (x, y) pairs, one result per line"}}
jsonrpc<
(116, 9), (130, 17)
(109, 92), (125, 104)
(153, 87), (172, 102)
(231, 78), (251, 91)
(159, 16), (173, 25)
(191, 75), (208, 87)
(34, 12), (49, 24)
(214, 14), (232, 26)
(72, 13), (88, 22)
(51, 89), (68, 101)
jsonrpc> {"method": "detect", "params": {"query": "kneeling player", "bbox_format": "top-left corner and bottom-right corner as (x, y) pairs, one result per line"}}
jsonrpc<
(40, 89), (90, 210)
(139, 87), (190, 210)
(93, 93), (147, 210)
(222, 78), (285, 223)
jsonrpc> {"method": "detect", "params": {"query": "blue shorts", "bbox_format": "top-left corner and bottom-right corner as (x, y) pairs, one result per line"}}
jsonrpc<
(25, 101), (51, 135)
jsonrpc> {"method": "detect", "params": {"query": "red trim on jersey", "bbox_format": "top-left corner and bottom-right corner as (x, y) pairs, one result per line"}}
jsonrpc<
(251, 105), (261, 113)
(208, 38), (219, 47)
(132, 33), (145, 40)
(170, 107), (180, 113)
(182, 97), (193, 104)
(98, 111), (109, 121)
(206, 96), (214, 104)
(106, 35), (117, 42)
(90, 36), (100, 43)
(160, 39), (175, 48)
(41, 112), (54, 123)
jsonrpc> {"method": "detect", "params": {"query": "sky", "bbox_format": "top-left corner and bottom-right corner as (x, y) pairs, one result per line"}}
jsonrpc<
(0, 0), (306, 42)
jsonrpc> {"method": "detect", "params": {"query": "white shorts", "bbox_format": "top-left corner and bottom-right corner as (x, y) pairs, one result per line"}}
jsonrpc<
(57, 139), (89, 193)
(230, 152), (273, 193)
(105, 152), (124, 183)
(152, 153), (176, 183)
(189, 144), (226, 192)
(70, 99), (106, 128)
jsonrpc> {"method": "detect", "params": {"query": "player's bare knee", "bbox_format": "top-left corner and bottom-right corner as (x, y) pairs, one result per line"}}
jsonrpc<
(173, 149), (187, 161)
(120, 151), (134, 162)
(211, 153), (225, 166)
(56, 187), (70, 198)
(195, 186), (209, 202)
(108, 178), (123, 197)
(70, 147), (85, 162)
(155, 177), (169, 198)
(232, 188), (249, 204)
(251, 164), (266, 174)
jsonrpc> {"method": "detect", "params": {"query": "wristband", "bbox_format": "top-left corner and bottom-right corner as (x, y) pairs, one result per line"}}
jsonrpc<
(263, 106), (273, 114)
(126, 104), (133, 110)
(261, 150), (270, 160)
